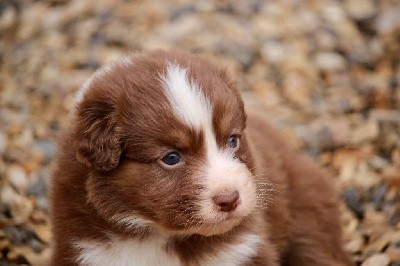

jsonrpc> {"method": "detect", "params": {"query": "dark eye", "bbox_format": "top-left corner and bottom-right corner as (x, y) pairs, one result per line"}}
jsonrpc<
(161, 151), (181, 166)
(227, 135), (239, 149)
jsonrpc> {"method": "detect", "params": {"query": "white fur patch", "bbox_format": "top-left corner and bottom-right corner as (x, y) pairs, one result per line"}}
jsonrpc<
(160, 63), (219, 156)
(160, 64), (213, 132)
(198, 149), (257, 226)
(74, 232), (261, 266)
(74, 236), (181, 266)
(111, 213), (155, 232)
(160, 64), (224, 162)
(203, 233), (262, 266)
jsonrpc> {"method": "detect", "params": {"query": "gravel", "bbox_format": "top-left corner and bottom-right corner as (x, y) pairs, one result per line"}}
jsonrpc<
(0, 0), (399, 265)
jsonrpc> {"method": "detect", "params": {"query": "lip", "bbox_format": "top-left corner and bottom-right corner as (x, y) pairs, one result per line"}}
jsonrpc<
(196, 217), (243, 236)
(203, 214), (243, 228)
(205, 203), (253, 224)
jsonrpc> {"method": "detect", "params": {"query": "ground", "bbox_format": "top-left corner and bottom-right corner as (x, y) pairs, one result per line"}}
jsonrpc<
(0, 0), (399, 265)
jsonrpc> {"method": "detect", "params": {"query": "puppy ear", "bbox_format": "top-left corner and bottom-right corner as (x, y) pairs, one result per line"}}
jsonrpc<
(74, 92), (122, 172)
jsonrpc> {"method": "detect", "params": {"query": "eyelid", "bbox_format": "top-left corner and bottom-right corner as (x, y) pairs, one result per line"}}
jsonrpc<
(232, 126), (243, 134)
(230, 132), (242, 138)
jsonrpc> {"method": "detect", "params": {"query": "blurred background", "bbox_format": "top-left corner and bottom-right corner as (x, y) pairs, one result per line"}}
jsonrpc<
(0, 0), (399, 265)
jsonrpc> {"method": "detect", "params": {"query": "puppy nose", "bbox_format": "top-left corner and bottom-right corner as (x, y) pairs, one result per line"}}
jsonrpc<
(213, 191), (239, 212)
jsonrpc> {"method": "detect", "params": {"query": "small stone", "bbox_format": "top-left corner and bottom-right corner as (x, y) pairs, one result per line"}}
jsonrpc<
(26, 175), (48, 197)
(32, 224), (51, 243)
(282, 71), (313, 110)
(1, 186), (17, 205)
(0, 132), (6, 154)
(350, 120), (379, 144)
(14, 128), (34, 149)
(353, 161), (380, 188)
(1, 186), (33, 225)
(375, 6), (400, 34)
(314, 29), (336, 50)
(294, 117), (353, 154)
(321, 3), (347, 24)
(385, 246), (400, 262)
(369, 156), (389, 171)
(361, 253), (390, 266)
(7, 246), (32, 264)
(344, 0), (376, 20)
(24, 247), (51, 265)
(4, 226), (36, 246)
(365, 231), (391, 253)
(29, 238), (43, 253)
(314, 52), (347, 72)
(0, 238), (10, 250)
(36, 196), (49, 210)
(345, 235), (364, 253)
(372, 184), (387, 211)
(10, 195), (33, 225)
(392, 149), (400, 166)
(388, 231), (400, 244)
(370, 109), (400, 123)
(364, 208), (386, 226)
(0, 1), (17, 32)
(342, 210), (359, 238)
(32, 139), (56, 163)
(341, 188), (364, 220)
(389, 205), (400, 226)
(252, 81), (283, 108)
(261, 40), (289, 64)
(215, 40), (254, 69)
(5, 165), (29, 193)
(31, 209), (47, 223)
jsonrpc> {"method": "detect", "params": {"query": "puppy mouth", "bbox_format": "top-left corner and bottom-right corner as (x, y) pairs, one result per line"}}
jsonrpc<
(185, 205), (253, 236)
(192, 216), (244, 236)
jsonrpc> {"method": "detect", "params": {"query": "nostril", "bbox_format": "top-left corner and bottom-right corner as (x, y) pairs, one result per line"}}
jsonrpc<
(213, 191), (240, 212)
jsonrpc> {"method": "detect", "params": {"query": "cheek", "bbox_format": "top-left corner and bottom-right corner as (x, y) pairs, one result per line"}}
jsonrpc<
(117, 162), (180, 203)
(115, 162), (203, 227)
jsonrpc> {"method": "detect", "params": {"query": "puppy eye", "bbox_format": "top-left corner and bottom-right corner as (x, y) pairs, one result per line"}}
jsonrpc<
(227, 135), (239, 149)
(161, 151), (181, 166)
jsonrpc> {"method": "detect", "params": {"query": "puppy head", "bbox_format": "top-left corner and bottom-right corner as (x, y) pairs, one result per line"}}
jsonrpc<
(74, 51), (257, 236)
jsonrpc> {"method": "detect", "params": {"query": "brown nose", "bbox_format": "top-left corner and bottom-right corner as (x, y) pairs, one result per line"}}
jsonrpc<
(213, 191), (239, 212)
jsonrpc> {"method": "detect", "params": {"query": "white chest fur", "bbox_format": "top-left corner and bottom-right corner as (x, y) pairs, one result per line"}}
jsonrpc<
(74, 232), (262, 266)
(74, 237), (180, 266)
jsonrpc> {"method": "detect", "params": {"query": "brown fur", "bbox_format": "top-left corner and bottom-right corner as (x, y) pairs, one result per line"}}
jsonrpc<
(51, 50), (352, 265)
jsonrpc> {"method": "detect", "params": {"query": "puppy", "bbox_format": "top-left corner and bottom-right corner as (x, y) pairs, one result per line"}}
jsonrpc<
(51, 50), (351, 265)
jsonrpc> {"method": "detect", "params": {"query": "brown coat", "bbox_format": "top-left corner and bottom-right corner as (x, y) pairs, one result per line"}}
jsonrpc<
(51, 50), (351, 265)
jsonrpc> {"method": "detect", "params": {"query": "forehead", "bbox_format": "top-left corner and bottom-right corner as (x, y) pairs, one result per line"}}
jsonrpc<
(160, 64), (212, 134)
(114, 52), (245, 151)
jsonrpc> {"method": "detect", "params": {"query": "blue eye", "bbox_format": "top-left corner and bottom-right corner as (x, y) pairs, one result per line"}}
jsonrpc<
(227, 135), (238, 148)
(161, 151), (181, 166)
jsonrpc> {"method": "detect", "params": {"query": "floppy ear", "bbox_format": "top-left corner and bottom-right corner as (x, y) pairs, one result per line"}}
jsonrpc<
(73, 93), (122, 172)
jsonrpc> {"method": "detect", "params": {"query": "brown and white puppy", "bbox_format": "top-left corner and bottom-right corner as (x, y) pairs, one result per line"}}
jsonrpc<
(51, 50), (351, 266)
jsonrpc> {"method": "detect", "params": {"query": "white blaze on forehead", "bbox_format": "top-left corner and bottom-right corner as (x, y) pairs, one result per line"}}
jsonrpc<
(160, 64), (218, 155)
(160, 65), (211, 130)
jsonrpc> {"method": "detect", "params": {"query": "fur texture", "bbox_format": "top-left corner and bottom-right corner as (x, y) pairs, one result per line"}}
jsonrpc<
(51, 50), (352, 265)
